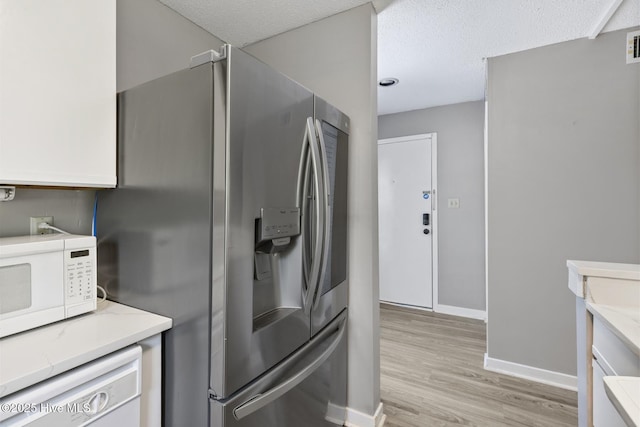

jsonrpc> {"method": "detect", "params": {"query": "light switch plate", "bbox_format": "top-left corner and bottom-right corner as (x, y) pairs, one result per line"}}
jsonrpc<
(447, 198), (460, 209)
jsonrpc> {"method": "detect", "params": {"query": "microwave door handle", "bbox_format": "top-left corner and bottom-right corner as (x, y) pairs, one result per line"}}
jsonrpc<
(232, 314), (346, 421)
(312, 119), (331, 310)
(301, 117), (324, 315)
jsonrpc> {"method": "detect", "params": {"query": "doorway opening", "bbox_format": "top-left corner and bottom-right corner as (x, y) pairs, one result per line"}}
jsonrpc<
(377, 133), (438, 310)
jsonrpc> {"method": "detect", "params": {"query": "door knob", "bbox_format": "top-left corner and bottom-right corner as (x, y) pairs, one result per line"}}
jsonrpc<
(423, 229), (430, 235)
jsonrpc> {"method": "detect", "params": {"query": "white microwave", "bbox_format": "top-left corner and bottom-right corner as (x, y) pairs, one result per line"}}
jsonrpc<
(0, 234), (97, 338)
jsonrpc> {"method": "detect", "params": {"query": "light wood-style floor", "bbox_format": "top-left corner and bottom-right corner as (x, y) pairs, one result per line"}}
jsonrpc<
(380, 303), (578, 427)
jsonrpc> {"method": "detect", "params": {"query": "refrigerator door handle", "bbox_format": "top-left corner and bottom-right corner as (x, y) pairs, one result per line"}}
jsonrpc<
(297, 117), (325, 315)
(298, 149), (312, 287)
(232, 314), (346, 421)
(312, 119), (332, 309)
(297, 121), (312, 305)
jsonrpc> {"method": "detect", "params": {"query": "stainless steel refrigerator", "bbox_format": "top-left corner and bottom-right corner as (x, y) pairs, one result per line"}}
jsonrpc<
(96, 45), (349, 426)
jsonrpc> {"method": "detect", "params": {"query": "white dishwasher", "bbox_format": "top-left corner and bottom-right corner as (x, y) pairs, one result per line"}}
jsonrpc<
(0, 345), (142, 427)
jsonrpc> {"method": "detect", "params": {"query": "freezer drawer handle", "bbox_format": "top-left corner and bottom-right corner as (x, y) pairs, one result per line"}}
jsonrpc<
(232, 316), (346, 420)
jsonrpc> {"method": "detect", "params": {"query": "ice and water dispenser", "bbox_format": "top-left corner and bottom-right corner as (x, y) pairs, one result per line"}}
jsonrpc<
(253, 208), (302, 330)
(254, 208), (300, 278)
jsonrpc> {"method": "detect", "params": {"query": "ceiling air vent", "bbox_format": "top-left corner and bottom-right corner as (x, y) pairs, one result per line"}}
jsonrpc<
(627, 30), (640, 64)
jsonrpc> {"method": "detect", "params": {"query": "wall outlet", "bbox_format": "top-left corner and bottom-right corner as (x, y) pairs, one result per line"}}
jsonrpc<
(447, 198), (460, 209)
(30, 216), (54, 235)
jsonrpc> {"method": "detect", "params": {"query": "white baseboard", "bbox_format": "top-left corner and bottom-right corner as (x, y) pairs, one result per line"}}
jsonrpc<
(377, 413), (387, 427)
(380, 301), (433, 312)
(345, 402), (385, 427)
(435, 304), (486, 321)
(325, 402), (347, 425)
(484, 353), (577, 391)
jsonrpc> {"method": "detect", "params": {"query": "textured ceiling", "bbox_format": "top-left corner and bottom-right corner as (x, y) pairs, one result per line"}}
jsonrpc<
(378, 0), (640, 114)
(158, 0), (640, 115)
(157, 0), (372, 47)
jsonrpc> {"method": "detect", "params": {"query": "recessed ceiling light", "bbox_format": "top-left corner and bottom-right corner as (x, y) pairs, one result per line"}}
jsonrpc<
(379, 78), (399, 87)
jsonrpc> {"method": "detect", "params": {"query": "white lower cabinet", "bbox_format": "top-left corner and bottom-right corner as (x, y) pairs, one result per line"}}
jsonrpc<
(592, 316), (640, 427)
(568, 261), (640, 427)
(593, 318), (640, 377)
(592, 360), (627, 427)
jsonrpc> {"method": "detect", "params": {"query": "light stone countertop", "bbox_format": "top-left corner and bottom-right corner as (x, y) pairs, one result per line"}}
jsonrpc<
(604, 376), (640, 427)
(567, 260), (640, 282)
(567, 260), (640, 298)
(0, 301), (171, 398)
(586, 302), (640, 358)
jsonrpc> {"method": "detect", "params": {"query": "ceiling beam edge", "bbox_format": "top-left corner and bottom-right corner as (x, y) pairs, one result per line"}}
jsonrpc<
(588, 0), (624, 39)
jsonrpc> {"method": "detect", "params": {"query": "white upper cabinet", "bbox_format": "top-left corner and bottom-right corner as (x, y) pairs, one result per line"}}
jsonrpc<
(0, 0), (116, 187)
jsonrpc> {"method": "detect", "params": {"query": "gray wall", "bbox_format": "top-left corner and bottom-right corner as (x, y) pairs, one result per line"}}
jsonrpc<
(0, 0), (223, 239)
(0, 189), (95, 237)
(487, 27), (640, 375)
(246, 4), (381, 417)
(117, 0), (223, 92)
(378, 101), (486, 311)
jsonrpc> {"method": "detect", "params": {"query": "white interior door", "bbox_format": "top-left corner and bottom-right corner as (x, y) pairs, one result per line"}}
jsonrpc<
(378, 134), (435, 308)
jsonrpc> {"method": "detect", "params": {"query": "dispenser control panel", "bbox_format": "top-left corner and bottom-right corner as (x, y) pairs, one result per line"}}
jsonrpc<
(258, 208), (300, 241)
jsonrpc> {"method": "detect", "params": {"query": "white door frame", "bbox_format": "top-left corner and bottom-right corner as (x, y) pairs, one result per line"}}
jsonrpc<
(377, 133), (438, 310)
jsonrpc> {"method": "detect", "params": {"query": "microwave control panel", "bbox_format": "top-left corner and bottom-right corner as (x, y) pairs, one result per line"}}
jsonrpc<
(64, 247), (96, 307)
